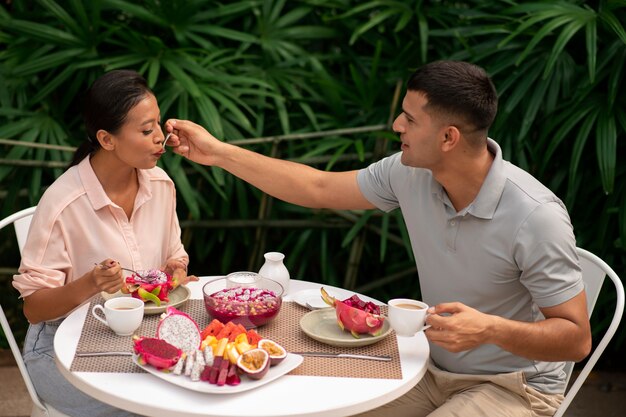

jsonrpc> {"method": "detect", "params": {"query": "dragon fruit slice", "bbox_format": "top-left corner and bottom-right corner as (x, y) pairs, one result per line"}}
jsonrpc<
(124, 269), (174, 306)
(320, 287), (385, 338)
(156, 307), (202, 354)
(133, 337), (182, 370)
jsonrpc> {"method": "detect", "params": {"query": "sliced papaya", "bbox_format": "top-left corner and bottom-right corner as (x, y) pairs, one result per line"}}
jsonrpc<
(227, 324), (248, 342)
(216, 321), (237, 340)
(201, 319), (225, 340)
(246, 329), (262, 346)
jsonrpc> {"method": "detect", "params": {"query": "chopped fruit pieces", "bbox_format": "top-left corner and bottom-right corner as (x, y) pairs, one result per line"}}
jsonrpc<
(125, 269), (174, 305)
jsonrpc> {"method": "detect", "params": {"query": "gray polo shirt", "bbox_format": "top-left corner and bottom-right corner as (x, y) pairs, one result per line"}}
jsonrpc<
(357, 138), (583, 394)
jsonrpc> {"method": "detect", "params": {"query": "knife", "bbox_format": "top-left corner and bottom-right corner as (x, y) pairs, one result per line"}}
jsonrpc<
(291, 352), (392, 361)
(75, 351), (133, 357)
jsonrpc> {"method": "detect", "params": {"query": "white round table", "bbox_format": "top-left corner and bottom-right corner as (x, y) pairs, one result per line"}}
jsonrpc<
(55, 277), (429, 417)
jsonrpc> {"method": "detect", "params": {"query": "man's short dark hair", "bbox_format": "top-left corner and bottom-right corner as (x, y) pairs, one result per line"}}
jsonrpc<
(407, 61), (498, 134)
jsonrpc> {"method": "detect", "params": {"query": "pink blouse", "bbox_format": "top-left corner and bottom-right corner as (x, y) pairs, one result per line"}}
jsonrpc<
(13, 156), (188, 299)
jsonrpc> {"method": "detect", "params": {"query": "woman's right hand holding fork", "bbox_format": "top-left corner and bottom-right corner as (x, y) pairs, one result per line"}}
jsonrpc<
(92, 259), (124, 294)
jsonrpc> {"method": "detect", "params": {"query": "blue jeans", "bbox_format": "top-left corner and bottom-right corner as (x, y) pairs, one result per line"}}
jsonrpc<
(23, 321), (140, 417)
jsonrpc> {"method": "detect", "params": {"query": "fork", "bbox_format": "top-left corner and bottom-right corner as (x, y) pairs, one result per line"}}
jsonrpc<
(121, 267), (143, 276)
(94, 263), (143, 278)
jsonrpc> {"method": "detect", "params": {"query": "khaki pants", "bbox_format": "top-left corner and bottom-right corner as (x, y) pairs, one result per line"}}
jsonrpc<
(358, 363), (564, 417)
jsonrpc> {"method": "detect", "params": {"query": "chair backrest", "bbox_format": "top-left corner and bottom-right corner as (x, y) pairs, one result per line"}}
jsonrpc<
(0, 206), (51, 414)
(0, 206), (37, 253)
(554, 247), (625, 417)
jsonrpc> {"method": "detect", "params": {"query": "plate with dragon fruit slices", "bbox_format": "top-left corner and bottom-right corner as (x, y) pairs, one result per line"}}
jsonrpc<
(300, 308), (392, 347)
(132, 352), (303, 394)
(101, 284), (191, 315)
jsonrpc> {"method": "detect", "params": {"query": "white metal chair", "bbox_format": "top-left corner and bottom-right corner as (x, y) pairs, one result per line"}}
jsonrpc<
(0, 206), (69, 417)
(553, 247), (625, 417)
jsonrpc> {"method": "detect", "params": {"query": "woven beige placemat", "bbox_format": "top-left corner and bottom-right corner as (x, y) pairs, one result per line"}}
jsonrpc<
(71, 298), (402, 380)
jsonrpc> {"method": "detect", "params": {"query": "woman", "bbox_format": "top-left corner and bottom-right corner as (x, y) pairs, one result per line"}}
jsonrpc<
(12, 70), (195, 416)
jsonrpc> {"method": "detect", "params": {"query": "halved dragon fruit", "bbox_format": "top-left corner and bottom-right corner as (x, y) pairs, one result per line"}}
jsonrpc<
(133, 337), (182, 370)
(320, 287), (385, 338)
(124, 269), (175, 306)
(156, 307), (201, 354)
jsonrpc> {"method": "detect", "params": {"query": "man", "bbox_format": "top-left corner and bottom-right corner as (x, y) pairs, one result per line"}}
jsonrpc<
(166, 60), (591, 416)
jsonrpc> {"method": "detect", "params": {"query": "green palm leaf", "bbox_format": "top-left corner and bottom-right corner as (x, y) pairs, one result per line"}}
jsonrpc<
(0, 19), (81, 45)
(595, 110), (617, 194)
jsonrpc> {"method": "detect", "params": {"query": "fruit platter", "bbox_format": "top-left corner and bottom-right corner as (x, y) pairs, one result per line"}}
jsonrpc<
(132, 306), (303, 394)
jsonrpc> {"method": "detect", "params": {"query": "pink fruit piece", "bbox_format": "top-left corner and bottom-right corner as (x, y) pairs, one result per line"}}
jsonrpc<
(320, 287), (385, 338)
(226, 363), (241, 386)
(200, 365), (212, 382)
(216, 357), (230, 386)
(343, 294), (380, 314)
(133, 337), (182, 370)
(208, 356), (221, 384)
(156, 306), (202, 354)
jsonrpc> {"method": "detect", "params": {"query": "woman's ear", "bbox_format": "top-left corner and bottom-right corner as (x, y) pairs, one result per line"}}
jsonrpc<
(96, 129), (115, 150)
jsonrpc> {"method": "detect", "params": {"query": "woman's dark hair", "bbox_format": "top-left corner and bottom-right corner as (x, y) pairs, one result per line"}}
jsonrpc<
(407, 61), (498, 136)
(68, 70), (153, 168)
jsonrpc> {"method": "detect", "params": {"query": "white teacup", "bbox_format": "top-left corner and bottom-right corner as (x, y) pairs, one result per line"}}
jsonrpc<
(388, 298), (431, 336)
(91, 297), (144, 336)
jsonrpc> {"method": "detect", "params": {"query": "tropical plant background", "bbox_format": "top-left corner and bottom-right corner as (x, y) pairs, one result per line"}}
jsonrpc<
(1, 0), (624, 370)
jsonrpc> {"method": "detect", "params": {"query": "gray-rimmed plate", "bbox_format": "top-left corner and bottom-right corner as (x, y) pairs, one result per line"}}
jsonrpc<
(299, 308), (392, 347)
(101, 284), (191, 315)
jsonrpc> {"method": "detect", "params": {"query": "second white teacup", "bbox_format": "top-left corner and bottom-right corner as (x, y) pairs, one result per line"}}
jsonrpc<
(91, 297), (144, 336)
(388, 298), (431, 336)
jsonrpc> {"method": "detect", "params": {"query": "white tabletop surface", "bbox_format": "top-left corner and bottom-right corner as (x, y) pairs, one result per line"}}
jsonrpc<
(55, 277), (430, 417)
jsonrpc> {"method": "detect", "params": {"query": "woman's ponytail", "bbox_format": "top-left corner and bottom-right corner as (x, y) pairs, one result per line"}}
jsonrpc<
(68, 136), (99, 168)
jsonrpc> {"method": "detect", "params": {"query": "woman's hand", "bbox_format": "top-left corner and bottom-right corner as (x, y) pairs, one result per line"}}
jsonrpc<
(163, 257), (198, 287)
(92, 258), (124, 294)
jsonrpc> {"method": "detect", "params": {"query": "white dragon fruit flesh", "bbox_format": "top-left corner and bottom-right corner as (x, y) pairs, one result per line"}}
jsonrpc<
(156, 306), (201, 354)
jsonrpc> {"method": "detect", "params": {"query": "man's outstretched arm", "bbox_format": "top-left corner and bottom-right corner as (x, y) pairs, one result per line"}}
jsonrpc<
(166, 119), (375, 210)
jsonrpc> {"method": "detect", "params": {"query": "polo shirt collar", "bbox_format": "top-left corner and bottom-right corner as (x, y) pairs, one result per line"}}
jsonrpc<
(429, 138), (506, 219)
(467, 138), (506, 220)
(78, 156), (153, 212)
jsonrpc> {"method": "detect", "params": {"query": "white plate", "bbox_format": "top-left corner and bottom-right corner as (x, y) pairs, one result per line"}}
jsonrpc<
(101, 285), (191, 315)
(300, 308), (392, 347)
(290, 287), (382, 310)
(290, 289), (329, 309)
(132, 353), (303, 394)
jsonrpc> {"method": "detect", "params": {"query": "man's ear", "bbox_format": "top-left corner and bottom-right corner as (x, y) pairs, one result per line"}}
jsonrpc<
(96, 129), (115, 150)
(441, 126), (460, 151)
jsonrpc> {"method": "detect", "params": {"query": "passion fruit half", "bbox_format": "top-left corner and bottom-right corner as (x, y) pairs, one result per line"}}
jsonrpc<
(258, 339), (287, 366)
(236, 348), (270, 380)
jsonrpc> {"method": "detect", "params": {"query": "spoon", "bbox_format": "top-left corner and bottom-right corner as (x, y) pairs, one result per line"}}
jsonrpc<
(162, 132), (172, 150)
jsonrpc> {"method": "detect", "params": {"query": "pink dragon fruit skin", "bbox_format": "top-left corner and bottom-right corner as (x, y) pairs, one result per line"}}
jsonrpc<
(320, 287), (385, 338)
(156, 307), (202, 354)
(133, 337), (182, 370)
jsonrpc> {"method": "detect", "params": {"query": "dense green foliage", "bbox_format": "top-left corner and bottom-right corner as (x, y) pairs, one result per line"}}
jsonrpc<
(1, 0), (624, 367)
